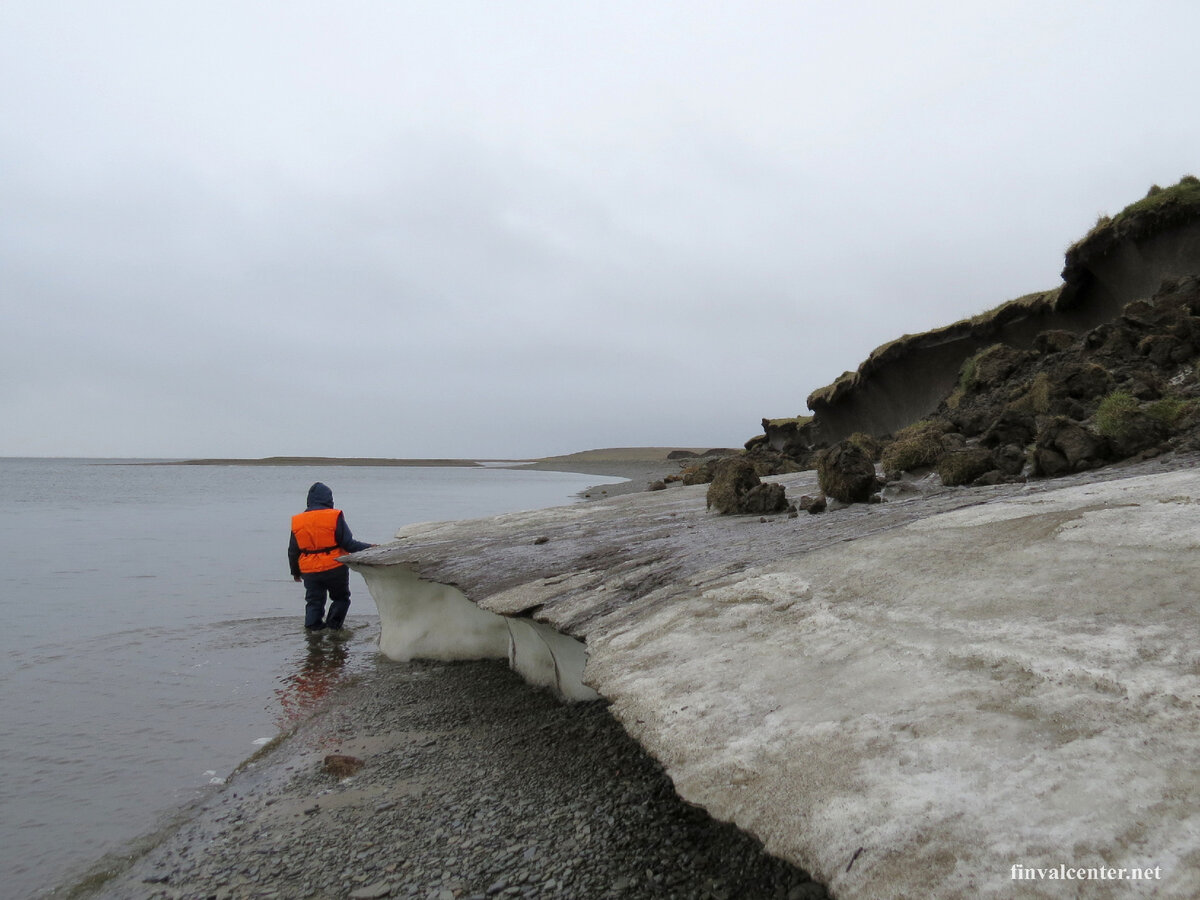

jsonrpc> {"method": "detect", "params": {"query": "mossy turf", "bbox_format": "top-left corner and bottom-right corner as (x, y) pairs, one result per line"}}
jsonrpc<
(880, 420), (950, 478)
(936, 448), (995, 487)
(1094, 391), (1141, 440)
(1058, 184), (1200, 310)
(763, 416), (814, 428)
(1148, 396), (1190, 428)
(1072, 175), (1200, 253)
(846, 431), (882, 460)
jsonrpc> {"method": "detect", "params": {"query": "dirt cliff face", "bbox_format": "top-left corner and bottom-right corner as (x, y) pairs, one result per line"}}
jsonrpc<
(786, 273), (1200, 489)
(800, 177), (1200, 445)
(939, 275), (1200, 482)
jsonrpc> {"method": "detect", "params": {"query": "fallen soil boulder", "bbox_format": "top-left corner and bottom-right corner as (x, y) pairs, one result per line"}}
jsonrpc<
(739, 482), (790, 515)
(936, 448), (996, 486)
(1094, 390), (1173, 457)
(798, 493), (828, 514)
(1030, 417), (1107, 476)
(880, 420), (952, 479)
(707, 458), (789, 515)
(816, 441), (879, 503)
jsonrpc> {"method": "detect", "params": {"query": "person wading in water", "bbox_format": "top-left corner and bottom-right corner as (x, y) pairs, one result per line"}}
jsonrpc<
(288, 482), (373, 631)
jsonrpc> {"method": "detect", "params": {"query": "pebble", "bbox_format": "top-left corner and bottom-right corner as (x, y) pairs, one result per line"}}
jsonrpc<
(80, 658), (828, 899)
(349, 883), (393, 899)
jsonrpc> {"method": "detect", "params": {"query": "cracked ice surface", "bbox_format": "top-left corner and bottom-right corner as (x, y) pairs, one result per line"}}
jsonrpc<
(346, 459), (1200, 898)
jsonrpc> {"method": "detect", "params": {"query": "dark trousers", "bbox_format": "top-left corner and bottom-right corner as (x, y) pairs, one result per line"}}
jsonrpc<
(301, 566), (351, 629)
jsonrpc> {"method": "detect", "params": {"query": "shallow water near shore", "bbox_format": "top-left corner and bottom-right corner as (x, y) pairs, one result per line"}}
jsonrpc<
(0, 458), (624, 900)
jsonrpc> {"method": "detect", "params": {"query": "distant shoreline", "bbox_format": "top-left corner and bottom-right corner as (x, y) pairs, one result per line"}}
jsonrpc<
(161, 447), (727, 469)
(161, 456), (488, 467)
(157, 447), (731, 499)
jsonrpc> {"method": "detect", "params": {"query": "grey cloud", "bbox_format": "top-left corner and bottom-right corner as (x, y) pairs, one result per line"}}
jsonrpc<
(3, 2), (1200, 457)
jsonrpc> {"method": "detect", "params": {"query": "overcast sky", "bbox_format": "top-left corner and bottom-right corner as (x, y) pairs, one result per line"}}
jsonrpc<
(3, 1), (1198, 459)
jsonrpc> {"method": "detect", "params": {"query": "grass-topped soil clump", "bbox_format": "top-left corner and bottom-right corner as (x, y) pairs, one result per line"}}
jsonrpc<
(1094, 391), (1142, 440)
(936, 448), (996, 486)
(756, 415), (819, 460)
(880, 419), (955, 479)
(706, 457), (790, 515)
(817, 441), (880, 503)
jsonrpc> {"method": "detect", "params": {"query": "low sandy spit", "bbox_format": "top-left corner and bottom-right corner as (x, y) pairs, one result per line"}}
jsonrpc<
(163, 447), (712, 501)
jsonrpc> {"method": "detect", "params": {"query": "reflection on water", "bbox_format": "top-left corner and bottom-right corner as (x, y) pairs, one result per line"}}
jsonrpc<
(275, 632), (353, 728)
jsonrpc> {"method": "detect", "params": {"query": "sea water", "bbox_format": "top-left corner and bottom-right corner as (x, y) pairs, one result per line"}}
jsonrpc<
(0, 458), (624, 899)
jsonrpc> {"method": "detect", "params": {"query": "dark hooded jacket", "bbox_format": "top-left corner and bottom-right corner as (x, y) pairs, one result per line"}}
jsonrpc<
(288, 482), (372, 578)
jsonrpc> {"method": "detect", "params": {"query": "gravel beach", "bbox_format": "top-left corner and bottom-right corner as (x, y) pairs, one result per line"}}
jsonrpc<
(80, 646), (826, 900)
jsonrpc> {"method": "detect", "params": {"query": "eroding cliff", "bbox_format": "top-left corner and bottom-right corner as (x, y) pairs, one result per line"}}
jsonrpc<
(802, 177), (1200, 443)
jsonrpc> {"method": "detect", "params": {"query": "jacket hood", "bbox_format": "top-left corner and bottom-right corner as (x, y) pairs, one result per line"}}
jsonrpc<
(306, 482), (334, 510)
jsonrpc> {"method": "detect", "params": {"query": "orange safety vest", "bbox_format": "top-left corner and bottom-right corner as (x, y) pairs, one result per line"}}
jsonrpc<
(291, 508), (345, 574)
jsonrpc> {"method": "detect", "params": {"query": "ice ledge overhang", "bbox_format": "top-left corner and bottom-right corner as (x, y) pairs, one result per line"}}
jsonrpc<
(346, 461), (1200, 899)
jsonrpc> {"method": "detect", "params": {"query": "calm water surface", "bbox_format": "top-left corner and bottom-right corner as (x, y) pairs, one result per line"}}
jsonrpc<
(0, 459), (623, 899)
